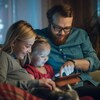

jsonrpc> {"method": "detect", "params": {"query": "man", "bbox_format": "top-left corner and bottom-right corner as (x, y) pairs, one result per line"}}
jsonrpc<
(35, 4), (100, 99)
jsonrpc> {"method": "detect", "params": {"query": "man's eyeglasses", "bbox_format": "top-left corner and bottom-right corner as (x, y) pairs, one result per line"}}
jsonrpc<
(51, 23), (71, 34)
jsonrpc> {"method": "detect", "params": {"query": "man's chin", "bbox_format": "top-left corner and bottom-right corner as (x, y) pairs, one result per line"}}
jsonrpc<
(50, 35), (66, 45)
(54, 39), (66, 46)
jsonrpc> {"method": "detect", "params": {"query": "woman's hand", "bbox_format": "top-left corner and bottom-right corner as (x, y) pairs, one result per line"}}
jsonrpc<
(29, 74), (35, 79)
(39, 78), (56, 90)
(59, 61), (75, 77)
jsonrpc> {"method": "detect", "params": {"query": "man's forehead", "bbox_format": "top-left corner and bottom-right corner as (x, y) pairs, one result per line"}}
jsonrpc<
(52, 14), (73, 25)
(52, 18), (73, 28)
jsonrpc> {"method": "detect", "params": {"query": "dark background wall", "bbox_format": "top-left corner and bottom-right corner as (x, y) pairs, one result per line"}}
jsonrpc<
(0, 0), (100, 58)
(49, 0), (97, 28)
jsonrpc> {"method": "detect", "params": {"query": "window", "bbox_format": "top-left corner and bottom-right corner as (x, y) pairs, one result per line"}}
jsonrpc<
(0, 0), (43, 44)
(0, 0), (8, 44)
(97, 0), (100, 16)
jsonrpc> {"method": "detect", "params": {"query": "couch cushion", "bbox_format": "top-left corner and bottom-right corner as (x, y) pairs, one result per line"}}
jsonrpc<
(89, 70), (100, 82)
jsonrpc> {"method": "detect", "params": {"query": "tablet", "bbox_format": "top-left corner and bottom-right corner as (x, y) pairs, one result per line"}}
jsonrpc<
(54, 73), (80, 81)
(54, 73), (81, 87)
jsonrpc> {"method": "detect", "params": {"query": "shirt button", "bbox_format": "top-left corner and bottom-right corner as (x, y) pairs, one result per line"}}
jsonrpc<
(59, 48), (62, 52)
(63, 56), (66, 59)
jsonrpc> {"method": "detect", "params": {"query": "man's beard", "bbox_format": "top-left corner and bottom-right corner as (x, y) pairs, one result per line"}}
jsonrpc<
(49, 32), (69, 46)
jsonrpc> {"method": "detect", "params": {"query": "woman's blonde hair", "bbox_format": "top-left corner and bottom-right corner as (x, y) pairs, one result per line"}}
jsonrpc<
(2, 20), (36, 53)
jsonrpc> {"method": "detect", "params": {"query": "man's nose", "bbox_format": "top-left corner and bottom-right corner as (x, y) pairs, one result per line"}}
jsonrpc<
(59, 29), (65, 35)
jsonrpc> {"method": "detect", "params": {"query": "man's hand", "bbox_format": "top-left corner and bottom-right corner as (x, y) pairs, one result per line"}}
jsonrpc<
(60, 61), (75, 77)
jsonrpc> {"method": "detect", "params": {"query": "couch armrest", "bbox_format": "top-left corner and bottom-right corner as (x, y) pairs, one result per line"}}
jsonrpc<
(89, 70), (100, 82)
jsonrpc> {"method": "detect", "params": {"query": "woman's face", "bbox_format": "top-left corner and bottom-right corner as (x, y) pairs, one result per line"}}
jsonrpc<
(13, 37), (35, 60)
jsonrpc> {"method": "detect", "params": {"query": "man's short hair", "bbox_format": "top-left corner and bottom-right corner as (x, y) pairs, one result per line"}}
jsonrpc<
(47, 4), (73, 23)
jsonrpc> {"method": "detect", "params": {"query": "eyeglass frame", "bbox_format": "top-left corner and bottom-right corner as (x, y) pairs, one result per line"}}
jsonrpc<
(51, 23), (72, 34)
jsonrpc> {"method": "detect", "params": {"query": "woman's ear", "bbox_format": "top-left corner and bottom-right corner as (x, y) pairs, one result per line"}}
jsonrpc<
(9, 40), (17, 54)
(10, 40), (16, 47)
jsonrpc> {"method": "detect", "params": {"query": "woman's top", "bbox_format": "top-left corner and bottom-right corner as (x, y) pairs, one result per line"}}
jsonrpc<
(0, 50), (39, 91)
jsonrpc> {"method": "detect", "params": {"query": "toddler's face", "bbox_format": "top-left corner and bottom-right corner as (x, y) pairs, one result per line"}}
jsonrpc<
(31, 44), (50, 67)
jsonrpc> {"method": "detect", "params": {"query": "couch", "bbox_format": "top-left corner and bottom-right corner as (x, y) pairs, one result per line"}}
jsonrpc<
(89, 70), (100, 82)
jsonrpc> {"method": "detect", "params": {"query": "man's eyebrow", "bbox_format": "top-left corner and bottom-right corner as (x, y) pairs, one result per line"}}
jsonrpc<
(53, 23), (71, 29)
(52, 23), (63, 28)
(64, 26), (71, 29)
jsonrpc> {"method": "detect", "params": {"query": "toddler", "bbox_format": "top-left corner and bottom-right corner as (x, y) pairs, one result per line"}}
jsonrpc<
(24, 36), (54, 79)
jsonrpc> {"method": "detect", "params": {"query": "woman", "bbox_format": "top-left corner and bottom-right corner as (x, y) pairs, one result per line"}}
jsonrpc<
(0, 20), (55, 97)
